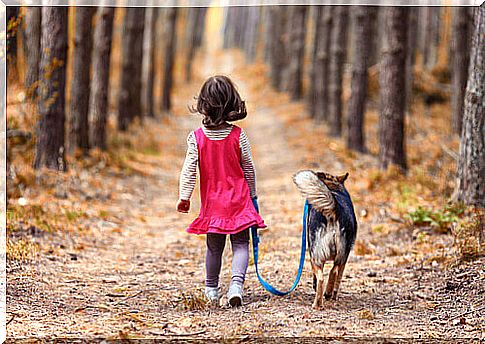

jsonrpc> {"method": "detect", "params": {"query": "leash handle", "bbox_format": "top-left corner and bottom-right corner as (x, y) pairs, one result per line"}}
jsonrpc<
(251, 200), (309, 296)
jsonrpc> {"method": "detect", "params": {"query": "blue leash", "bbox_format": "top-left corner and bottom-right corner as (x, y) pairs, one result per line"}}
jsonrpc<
(250, 199), (309, 296)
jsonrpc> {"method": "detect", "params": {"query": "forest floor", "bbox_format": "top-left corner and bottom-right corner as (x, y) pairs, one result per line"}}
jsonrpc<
(6, 50), (484, 341)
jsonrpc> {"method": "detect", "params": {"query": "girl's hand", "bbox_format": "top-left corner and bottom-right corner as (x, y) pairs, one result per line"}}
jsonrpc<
(177, 199), (190, 213)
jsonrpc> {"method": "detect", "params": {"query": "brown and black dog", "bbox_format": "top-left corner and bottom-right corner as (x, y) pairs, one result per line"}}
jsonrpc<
(293, 170), (357, 309)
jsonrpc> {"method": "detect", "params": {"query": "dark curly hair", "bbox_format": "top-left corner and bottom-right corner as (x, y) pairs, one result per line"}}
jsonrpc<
(190, 75), (247, 128)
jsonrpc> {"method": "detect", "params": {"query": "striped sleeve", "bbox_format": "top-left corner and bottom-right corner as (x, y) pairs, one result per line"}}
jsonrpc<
(179, 131), (198, 200)
(240, 128), (257, 199)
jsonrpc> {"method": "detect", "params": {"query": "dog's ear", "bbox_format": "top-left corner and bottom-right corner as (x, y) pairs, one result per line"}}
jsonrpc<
(337, 172), (349, 184)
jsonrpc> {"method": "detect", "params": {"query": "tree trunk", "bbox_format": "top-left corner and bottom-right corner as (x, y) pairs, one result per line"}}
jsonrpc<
(327, 6), (349, 136)
(160, 7), (178, 113)
(451, 7), (471, 135)
(346, 6), (376, 152)
(185, 8), (206, 83)
(7, 7), (20, 76)
(142, 8), (158, 117)
(243, 6), (260, 63)
(422, 7), (440, 69)
(286, 6), (308, 100)
(69, 7), (95, 154)
(118, 7), (145, 131)
(223, 7), (236, 49)
(308, 6), (324, 118)
(23, 7), (42, 97)
(34, 7), (68, 171)
(314, 6), (333, 122)
(90, 7), (115, 150)
(379, 7), (408, 171)
(405, 7), (418, 113)
(268, 6), (286, 91)
(455, 7), (485, 207)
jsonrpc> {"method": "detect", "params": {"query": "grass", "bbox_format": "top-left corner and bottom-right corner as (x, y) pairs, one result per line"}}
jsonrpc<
(405, 202), (466, 233)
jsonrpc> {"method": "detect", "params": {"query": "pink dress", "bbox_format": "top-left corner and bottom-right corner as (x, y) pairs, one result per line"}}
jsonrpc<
(186, 125), (266, 235)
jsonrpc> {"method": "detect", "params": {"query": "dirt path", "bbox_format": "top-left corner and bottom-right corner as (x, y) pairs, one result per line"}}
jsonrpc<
(7, 50), (483, 340)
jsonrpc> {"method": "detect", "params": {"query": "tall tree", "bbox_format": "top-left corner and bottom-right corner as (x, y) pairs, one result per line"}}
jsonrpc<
(160, 7), (178, 113)
(142, 8), (158, 117)
(90, 7), (115, 150)
(346, 6), (377, 152)
(286, 6), (308, 100)
(69, 7), (95, 154)
(34, 7), (68, 171)
(451, 7), (471, 134)
(327, 6), (349, 136)
(185, 8), (207, 83)
(268, 6), (287, 91)
(118, 7), (145, 131)
(314, 6), (333, 122)
(23, 7), (42, 97)
(455, 7), (484, 207)
(379, 7), (408, 171)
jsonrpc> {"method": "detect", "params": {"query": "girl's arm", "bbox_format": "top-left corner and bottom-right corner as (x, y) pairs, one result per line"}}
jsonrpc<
(240, 129), (257, 199)
(179, 131), (198, 201)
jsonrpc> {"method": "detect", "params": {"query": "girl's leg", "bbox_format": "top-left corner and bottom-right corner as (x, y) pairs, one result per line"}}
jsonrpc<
(229, 229), (249, 287)
(205, 233), (226, 288)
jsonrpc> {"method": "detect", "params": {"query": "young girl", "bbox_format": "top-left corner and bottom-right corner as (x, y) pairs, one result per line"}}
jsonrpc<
(177, 75), (266, 307)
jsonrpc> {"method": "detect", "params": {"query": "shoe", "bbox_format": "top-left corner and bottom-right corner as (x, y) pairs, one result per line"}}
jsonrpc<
(204, 286), (219, 304)
(227, 283), (243, 307)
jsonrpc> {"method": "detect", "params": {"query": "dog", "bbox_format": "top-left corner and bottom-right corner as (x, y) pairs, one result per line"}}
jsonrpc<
(293, 170), (357, 309)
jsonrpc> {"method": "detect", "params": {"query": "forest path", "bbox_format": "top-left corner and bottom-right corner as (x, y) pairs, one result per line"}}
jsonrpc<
(7, 50), (483, 340)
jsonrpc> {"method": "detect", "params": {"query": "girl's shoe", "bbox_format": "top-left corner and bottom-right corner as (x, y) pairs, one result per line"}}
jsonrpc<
(227, 284), (243, 307)
(205, 287), (219, 304)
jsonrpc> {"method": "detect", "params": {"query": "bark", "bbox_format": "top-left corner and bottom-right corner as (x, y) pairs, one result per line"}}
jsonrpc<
(455, 7), (485, 207)
(268, 6), (286, 91)
(142, 8), (158, 117)
(314, 6), (333, 122)
(34, 7), (68, 171)
(118, 7), (145, 131)
(23, 7), (42, 97)
(405, 7), (418, 113)
(185, 8), (207, 83)
(327, 6), (349, 136)
(451, 7), (472, 135)
(346, 6), (377, 152)
(379, 7), (408, 171)
(160, 7), (178, 113)
(69, 7), (95, 154)
(90, 7), (115, 150)
(286, 6), (308, 100)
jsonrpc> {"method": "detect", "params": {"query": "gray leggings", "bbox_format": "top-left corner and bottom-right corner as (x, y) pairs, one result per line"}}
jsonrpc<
(205, 229), (249, 288)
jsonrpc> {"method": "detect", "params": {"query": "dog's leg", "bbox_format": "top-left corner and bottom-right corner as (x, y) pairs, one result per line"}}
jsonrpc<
(332, 263), (347, 300)
(324, 263), (339, 300)
(311, 260), (324, 309)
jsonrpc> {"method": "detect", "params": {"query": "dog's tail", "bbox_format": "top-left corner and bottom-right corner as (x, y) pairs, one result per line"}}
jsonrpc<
(293, 170), (335, 213)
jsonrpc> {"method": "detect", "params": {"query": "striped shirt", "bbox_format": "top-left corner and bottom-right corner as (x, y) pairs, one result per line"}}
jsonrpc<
(179, 123), (257, 201)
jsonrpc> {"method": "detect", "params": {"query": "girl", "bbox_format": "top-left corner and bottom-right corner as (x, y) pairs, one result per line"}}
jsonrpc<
(177, 75), (266, 307)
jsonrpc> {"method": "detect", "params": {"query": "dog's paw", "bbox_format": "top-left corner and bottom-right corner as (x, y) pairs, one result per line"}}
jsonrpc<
(312, 302), (321, 310)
